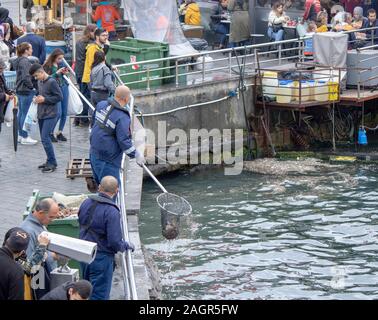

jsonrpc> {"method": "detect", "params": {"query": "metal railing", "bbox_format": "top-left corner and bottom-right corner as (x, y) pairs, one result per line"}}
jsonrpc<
(63, 73), (138, 300)
(111, 26), (378, 91)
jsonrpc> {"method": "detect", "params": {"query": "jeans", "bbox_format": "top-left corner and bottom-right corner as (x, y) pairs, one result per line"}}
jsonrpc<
(214, 23), (230, 46)
(38, 117), (58, 166)
(90, 153), (120, 186)
(229, 40), (249, 48)
(74, 78), (90, 124)
(81, 252), (114, 300)
(267, 27), (284, 42)
(17, 92), (35, 138)
(54, 84), (68, 132)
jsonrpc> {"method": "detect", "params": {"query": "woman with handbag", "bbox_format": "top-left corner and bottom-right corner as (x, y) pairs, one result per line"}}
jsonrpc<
(267, 2), (290, 42)
(43, 49), (70, 142)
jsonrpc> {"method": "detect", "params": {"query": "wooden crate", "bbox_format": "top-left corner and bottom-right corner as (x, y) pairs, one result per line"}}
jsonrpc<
(66, 158), (92, 179)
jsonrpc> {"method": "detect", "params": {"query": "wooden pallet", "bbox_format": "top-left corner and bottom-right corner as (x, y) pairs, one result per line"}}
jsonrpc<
(66, 158), (93, 179)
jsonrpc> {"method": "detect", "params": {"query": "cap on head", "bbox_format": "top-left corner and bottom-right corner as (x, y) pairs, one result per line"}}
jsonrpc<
(4, 227), (30, 253)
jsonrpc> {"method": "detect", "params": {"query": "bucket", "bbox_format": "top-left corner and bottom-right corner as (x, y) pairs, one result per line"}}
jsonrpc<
(307, 80), (316, 100)
(314, 80), (328, 102)
(262, 71), (278, 99)
(328, 81), (339, 101)
(276, 80), (292, 104)
(46, 41), (67, 56)
(292, 81), (310, 102)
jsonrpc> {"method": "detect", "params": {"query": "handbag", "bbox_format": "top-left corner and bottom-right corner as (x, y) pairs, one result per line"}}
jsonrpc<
(272, 23), (283, 33)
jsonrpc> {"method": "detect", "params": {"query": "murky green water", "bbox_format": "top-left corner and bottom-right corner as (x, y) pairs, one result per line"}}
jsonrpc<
(139, 162), (378, 300)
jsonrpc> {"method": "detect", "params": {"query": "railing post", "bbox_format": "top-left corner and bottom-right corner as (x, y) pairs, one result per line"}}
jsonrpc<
(372, 30), (374, 46)
(175, 60), (179, 88)
(254, 48), (258, 71)
(146, 67), (151, 91)
(202, 56), (206, 82)
(228, 51), (232, 76)
(278, 44), (282, 65)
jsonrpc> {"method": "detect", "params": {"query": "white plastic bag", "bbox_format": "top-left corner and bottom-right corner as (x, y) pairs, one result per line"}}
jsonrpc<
(67, 84), (83, 115)
(4, 99), (14, 123)
(23, 101), (38, 132)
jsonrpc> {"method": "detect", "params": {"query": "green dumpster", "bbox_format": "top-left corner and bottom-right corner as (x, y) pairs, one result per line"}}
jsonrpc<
(107, 38), (169, 90)
(163, 60), (188, 86)
(23, 190), (85, 270)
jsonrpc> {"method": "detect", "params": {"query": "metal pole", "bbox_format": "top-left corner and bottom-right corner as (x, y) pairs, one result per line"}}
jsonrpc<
(228, 51), (232, 76)
(146, 67), (151, 91)
(278, 44), (282, 65)
(202, 57), (205, 82)
(175, 61), (179, 88)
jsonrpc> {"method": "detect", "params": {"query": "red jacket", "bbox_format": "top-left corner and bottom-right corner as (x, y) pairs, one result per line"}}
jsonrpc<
(303, 0), (321, 21)
(93, 4), (121, 32)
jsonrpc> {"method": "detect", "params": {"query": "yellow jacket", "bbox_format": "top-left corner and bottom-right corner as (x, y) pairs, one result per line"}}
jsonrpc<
(316, 25), (328, 33)
(82, 43), (104, 84)
(33, 0), (49, 6)
(185, 3), (201, 26)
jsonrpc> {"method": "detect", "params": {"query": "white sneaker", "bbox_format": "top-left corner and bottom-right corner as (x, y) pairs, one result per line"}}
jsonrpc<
(5, 122), (12, 127)
(18, 137), (22, 143)
(20, 137), (38, 145)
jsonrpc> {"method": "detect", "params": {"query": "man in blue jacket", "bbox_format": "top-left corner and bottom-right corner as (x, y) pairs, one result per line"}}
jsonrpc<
(363, 9), (378, 44)
(17, 22), (46, 64)
(89, 85), (145, 185)
(78, 175), (135, 300)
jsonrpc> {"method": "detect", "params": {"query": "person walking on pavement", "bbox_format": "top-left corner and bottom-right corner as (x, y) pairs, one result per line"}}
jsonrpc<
(89, 85), (145, 185)
(43, 48), (70, 142)
(29, 63), (63, 173)
(90, 50), (115, 109)
(20, 198), (60, 299)
(82, 28), (108, 86)
(74, 24), (97, 127)
(17, 22), (46, 64)
(13, 43), (38, 145)
(0, 227), (30, 300)
(78, 176), (135, 300)
(0, 58), (14, 133)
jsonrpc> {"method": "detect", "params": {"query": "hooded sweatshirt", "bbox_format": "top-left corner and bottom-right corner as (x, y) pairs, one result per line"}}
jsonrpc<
(13, 56), (35, 95)
(40, 281), (72, 300)
(185, 3), (201, 26)
(90, 62), (115, 94)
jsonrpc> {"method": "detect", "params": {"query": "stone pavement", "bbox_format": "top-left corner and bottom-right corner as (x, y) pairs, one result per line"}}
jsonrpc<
(0, 119), (90, 240)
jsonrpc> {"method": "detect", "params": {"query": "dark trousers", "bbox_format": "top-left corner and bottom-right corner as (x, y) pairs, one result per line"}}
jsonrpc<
(38, 117), (57, 166)
(108, 31), (117, 41)
(75, 77), (90, 125)
(81, 252), (114, 300)
(90, 153), (120, 185)
(214, 23), (230, 46)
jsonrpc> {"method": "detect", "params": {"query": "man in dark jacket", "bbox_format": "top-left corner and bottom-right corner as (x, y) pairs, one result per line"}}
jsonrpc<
(40, 280), (93, 300)
(79, 176), (134, 300)
(17, 22), (46, 64)
(0, 227), (30, 300)
(90, 85), (145, 185)
(29, 63), (63, 173)
(0, 58), (14, 133)
(363, 9), (378, 44)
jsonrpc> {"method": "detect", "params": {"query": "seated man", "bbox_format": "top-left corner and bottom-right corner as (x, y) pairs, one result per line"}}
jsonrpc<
(362, 8), (378, 44)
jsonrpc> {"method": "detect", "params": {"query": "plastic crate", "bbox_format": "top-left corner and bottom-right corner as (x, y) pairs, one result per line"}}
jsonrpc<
(23, 190), (84, 270)
(4, 71), (16, 90)
(107, 38), (169, 90)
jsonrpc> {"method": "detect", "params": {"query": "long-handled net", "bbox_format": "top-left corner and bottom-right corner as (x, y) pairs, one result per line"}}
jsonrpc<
(157, 192), (192, 240)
